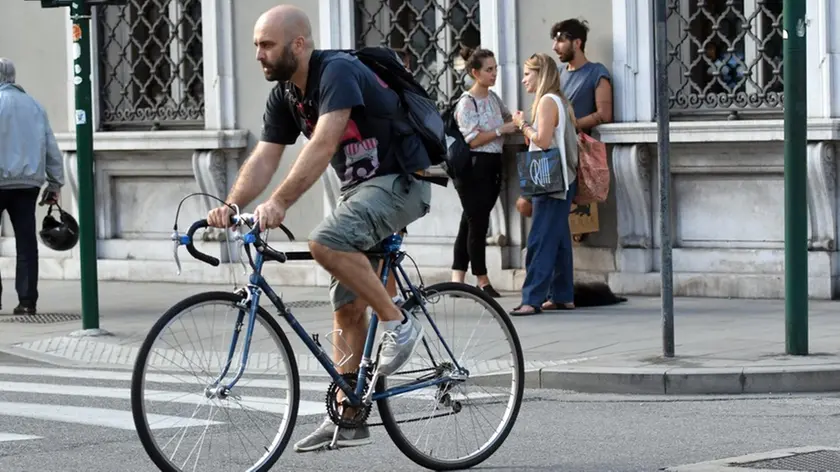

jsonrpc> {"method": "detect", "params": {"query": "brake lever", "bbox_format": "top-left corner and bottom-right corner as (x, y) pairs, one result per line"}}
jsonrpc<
(171, 231), (182, 275)
(229, 230), (250, 276)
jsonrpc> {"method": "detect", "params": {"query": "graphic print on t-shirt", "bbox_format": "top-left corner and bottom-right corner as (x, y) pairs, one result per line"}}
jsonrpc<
(342, 138), (380, 184)
(338, 119), (380, 186)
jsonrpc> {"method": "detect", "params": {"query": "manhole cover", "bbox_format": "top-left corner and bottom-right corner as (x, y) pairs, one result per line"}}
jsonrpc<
(0, 313), (82, 324)
(284, 300), (330, 309)
(740, 450), (840, 471)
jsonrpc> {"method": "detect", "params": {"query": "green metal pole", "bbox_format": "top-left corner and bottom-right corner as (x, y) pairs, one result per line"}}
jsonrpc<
(71, 0), (101, 331)
(783, 0), (808, 355)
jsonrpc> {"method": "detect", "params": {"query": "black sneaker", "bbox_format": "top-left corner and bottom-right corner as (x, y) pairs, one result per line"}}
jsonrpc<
(479, 284), (502, 298)
(13, 304), (35, 315)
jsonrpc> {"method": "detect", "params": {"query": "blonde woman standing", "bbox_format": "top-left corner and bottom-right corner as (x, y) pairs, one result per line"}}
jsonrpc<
(509, 53), (579, 316)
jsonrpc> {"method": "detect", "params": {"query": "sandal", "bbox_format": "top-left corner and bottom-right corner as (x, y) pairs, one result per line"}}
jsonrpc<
(541, 300), (575, 311)
(509, 304), (542, 316)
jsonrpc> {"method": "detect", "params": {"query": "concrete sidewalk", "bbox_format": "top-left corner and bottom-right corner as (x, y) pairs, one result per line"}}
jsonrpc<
(1, 280), (839, 395)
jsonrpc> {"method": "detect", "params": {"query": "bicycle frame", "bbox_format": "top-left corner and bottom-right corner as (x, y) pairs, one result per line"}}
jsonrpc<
(208, 228), (466, 408)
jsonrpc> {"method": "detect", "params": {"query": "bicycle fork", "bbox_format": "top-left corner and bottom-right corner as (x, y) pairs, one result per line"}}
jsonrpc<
(207, 286), (260, 395)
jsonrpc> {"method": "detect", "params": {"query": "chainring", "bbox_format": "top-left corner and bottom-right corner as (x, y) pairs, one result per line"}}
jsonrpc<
(325, 372), (373, 429)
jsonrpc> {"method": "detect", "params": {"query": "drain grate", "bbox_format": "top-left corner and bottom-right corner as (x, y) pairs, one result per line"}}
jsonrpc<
(739, 450), (840, 471)
(284, 300), (330, 309)
(0, 313), (82, 324)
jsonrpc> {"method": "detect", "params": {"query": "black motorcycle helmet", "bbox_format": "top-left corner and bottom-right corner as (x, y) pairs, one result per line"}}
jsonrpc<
(39, 204), (79, 251)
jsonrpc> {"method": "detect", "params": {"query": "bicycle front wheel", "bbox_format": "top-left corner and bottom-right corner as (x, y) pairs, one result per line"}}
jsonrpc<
(376, 282), (525, 470)
(130, 291), (300, 472)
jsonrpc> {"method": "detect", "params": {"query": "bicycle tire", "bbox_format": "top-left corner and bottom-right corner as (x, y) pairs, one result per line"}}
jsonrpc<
(376, 282), (525, 470)
(130, 291), (300, 472)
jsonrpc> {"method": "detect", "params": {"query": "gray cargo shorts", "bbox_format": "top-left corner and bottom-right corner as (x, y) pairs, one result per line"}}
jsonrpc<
(309, 173), (432, 311)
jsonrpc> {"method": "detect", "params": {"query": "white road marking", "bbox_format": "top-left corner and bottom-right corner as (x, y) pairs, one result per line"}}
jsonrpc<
(0, 403), (219, 431)
(0, 381), (325, 417)
(0, 432), (41, 442)
(0, 365), (301, 390)
(0, 365), (509, 401)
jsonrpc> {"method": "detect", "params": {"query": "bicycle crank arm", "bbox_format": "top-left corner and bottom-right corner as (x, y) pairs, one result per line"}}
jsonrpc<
(328, 424), (342, 450)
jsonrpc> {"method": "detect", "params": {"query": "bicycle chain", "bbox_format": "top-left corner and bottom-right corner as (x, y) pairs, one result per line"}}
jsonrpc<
(321, 365), (462, 428)
(365, 410), (459, 427)
(358, 367), (461, 427)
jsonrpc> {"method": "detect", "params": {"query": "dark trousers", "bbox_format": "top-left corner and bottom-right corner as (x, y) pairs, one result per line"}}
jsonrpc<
(521, 180), (577, 306)
(452, 152), (503, 276)
(0, 188), (39, 307)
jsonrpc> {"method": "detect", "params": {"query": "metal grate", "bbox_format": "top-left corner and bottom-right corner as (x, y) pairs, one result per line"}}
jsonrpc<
(739, 450), (840, 471)
(284, 300), (331, 309)
(0, 313), (82, 324)
(95, 0), (205, 130)
(666, 0), (784, 119)
(354, 0), (481, 110)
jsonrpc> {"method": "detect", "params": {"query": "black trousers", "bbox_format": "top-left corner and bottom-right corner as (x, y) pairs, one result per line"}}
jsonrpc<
(0, 188), (39, 306)
(452, 152), (503, 276)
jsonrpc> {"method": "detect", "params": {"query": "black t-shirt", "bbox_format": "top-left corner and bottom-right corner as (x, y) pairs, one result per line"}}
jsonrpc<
(260, 50), (431, 190)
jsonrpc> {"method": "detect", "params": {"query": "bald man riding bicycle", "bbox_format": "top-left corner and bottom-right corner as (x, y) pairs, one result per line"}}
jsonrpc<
(206, 4), (433, 452)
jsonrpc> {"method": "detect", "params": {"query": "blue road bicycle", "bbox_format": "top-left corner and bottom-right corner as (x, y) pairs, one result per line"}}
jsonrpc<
(130, 206), (524, 472)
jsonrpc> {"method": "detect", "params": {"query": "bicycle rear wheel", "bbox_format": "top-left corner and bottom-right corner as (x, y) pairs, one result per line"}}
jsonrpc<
(130, 291), (300, 472)
(376, 282), (525, 470)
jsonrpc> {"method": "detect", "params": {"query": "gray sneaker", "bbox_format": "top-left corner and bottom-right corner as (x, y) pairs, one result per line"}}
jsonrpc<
(293, 417), (372, 452)
(375, 313), (424, 377)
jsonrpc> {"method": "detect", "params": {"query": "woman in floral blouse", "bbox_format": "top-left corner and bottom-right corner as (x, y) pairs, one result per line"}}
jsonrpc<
(450, 46), (519, 297)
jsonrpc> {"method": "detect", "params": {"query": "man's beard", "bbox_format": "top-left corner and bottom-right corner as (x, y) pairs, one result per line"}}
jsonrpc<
(559, 49), (575, 63)
(262, 43), (298, 82)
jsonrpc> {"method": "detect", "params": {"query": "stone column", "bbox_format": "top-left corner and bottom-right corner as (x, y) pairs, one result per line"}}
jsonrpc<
(806, 142), (837, 250)
(191, 149), (236, 261)
(62, 151), (79, 212)
(612, 144), (654, 273)
(806, 0), (840, 118)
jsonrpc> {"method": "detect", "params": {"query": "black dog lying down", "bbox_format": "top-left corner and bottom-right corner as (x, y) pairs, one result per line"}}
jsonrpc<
(573, 281), (628, 307)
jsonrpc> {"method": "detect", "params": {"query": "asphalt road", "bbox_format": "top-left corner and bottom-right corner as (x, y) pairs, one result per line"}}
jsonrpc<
(0, 353), (839, 472)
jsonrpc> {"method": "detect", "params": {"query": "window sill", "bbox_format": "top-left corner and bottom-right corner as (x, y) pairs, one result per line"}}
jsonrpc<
(55, 130), (249, 152)
(592, 119), (840, 144)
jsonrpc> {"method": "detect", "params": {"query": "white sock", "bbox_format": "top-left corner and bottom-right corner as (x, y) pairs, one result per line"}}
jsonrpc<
(381, 312), (409, 333)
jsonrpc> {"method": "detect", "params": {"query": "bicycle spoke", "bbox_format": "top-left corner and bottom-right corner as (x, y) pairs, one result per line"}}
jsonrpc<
(376, 282), (524, 470)
(131, 294), (298, 472)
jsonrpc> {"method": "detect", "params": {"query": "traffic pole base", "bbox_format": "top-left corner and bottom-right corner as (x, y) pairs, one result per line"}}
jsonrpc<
(68, 328), (114, 338)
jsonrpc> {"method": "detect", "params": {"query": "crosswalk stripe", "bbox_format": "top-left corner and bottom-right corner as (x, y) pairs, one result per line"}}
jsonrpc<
(0, 365), (312, 390)
(0, 362), (515, 447)
(0, 365), (506, 399)
(0, 366), (507, 403)
(0, 381), (325, 417)
(0, 365), (509, 442)
(0, 402), (220, 431)
(0, 433), (41, 442)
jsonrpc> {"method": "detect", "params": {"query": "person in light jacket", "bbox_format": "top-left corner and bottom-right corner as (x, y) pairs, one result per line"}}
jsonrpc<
(0, 58), (64, 315)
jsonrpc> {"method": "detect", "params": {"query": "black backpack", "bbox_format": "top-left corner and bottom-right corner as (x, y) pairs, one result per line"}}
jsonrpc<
(345, 46), (463, 185)
(439, 94), (476, 181)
